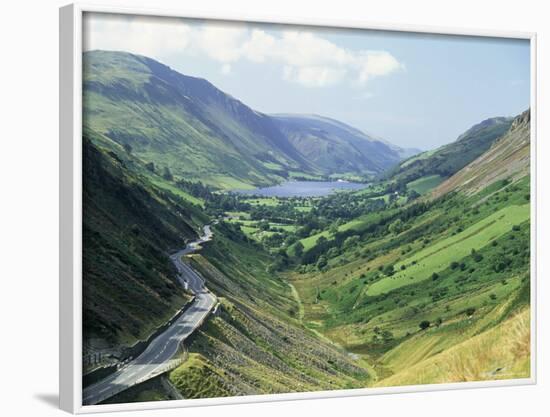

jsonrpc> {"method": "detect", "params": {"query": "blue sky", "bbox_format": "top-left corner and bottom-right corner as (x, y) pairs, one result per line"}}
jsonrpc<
(84, 13), (530, 150)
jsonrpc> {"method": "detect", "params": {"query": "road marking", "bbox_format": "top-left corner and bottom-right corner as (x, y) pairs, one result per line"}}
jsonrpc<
(83, 228), (217, 405)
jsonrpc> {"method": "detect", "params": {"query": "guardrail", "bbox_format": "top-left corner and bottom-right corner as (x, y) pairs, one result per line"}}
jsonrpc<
(85, 295), (217, 405)
(85, 225), (218, 405)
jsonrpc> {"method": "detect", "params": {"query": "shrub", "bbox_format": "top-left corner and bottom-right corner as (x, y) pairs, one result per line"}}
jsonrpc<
(419, 320), (430, 330)
(465, 307), (476, 317)
(384, 264), (395, 276)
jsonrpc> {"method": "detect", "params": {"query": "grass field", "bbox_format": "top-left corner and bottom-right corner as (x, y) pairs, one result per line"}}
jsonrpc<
(407, 175), (445, 195)
(170, 353), (231, 399)
(377, 308), (530, 386)
(293, 218), (366, 252)
(149, 177), (204, 207)
(399, 149), (437, 168)
(367, 204), (529, 296)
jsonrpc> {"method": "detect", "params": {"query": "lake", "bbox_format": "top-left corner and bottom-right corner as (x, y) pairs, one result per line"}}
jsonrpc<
(234, 180), (369, 198)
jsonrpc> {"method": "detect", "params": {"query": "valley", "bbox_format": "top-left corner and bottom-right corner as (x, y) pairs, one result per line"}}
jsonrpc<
(82, 50), (531, 404)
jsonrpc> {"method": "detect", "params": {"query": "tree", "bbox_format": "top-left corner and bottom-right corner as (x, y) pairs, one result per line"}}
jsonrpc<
(123, 143), (132, 154)
(471, 249), (483, 262)
(388, 218), (403, 234)
(316, 255), (328, 270)
(381, 330), (394, 342)
(407, 190), (421, 201)
(284, 235), (297, 247)
(419, 320), (430, 330)
(163, 167), (173, 181)
(327, 247), (340, 259)
(317, 235), (328, 246)
(145, 162), (155, 173)
(294, 241), (304, 258)
(383, 264), (395, 276)
(343, 235), (360, 249)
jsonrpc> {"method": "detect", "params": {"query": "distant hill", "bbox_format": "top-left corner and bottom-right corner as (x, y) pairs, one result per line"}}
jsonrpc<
(84, 51), (410, 188)
(432, 109), (530, 198)
(388, 116), (514, 185)
(272, 114), (418, 177)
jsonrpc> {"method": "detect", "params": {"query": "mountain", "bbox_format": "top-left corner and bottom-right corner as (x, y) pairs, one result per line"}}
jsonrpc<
(83, 50), (319, 190)
(272, 114), (418, 177)
(83, 51), (409, 189)
(83, 127), (208, 356)
(432, 109), (530, 198)
(388, 116), (514, 186)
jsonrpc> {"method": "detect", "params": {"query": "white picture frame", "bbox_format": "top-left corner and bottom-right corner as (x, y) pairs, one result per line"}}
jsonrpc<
(59, 3), (538, 413)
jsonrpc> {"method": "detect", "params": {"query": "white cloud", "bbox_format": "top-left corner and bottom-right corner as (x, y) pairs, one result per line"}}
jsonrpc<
(221, 64), (232, 75)
(357, 51), (404, 85)
(283, 65), (347, 88)
(83, 14), (192, 59)
(84, 13), (403, 88)
(241, 29), (277, 62)
(194, 25), (247, 63)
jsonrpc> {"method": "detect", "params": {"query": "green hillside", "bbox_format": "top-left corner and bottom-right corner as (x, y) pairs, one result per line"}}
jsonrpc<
(377, 307), (530, 386)
(282, 111), (530, 385)
(165, 222), (371, 397)
(83, 128), (208, 356)
(83, 51), (315, 189)
(433, 110), (530, 198)
(389, 116), (513, 187)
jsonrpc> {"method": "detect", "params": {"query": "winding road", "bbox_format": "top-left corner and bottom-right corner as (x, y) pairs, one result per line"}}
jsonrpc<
(82, 225), (217, 406)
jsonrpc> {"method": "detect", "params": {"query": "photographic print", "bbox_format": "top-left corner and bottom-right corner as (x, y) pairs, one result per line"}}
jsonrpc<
(79, 11), (532, 407)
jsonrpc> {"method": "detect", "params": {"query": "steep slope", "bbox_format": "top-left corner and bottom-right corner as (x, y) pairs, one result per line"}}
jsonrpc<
(272, 114), (416, 177)
(167, 223), (371, 398)
(105, 221), (372, 403)
(377, 307), (530, 386)
(389, 116), (513, 186)
(432, 109), (530, 198)
(83, 51), (318, 189)
(83, 128), (208, 356)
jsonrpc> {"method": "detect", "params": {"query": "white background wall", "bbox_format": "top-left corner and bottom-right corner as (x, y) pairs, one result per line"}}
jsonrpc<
(1, 0), (548, 415)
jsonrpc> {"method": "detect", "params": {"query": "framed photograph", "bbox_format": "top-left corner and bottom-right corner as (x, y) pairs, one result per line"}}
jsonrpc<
(59, 3), (537, 413)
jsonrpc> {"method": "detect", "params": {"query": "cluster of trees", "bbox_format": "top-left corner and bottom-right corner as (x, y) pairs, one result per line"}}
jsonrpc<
(248, 200), (309, 224)
(314, 192), (386, 220)
(173, 179), (252, 214)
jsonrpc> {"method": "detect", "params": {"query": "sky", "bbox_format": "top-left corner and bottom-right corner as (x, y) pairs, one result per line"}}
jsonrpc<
(83, 12), (531, 150)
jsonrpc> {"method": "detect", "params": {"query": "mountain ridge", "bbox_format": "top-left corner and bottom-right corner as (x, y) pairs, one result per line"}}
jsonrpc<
(84, 50), (413, 187)
(386, 115), (514, 186)
(432, 109), (530, 198)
